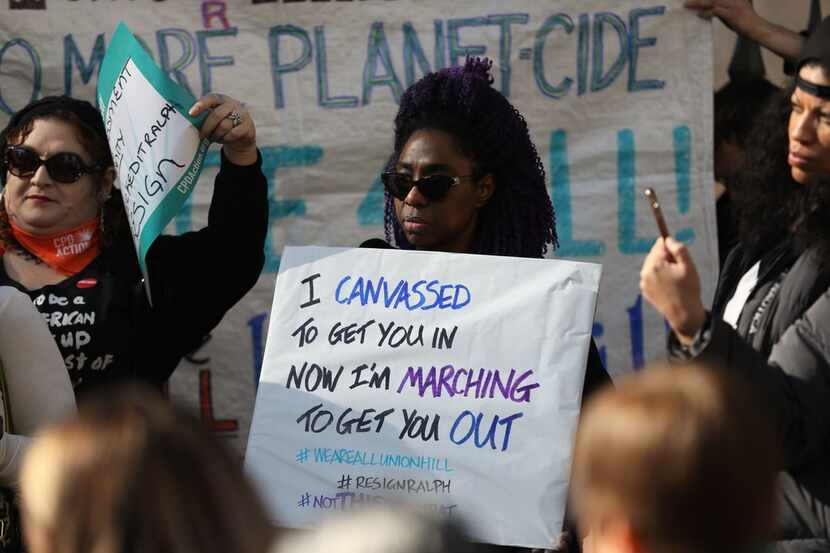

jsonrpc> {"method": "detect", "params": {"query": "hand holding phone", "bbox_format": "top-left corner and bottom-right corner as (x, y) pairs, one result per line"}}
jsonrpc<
(643, 188), (671, 239)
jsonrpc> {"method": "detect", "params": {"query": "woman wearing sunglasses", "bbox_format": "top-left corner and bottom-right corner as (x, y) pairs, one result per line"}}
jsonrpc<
(380, 61), (550, 258)
(0, 94), (267, 398)
(368, 58), (609, 552)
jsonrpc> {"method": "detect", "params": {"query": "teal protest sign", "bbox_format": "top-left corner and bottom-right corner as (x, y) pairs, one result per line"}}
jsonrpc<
(96, 21), (209, 279)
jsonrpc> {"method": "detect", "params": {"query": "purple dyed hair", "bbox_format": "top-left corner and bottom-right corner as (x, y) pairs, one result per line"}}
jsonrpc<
(384, 57), (557, 257)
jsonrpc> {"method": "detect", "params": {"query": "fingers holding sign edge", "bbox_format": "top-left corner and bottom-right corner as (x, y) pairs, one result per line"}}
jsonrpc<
(197, 96), (238, 141)
(188, 92), (225, 117)
(188, 94), (246, 141)
(189, 93), (258, 165)
(683, 0), (715, 20)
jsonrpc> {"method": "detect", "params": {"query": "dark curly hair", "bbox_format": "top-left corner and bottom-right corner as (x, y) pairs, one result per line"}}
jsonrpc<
(384, 58), (557, 258)
(0, 96), (129, 251)
(732, 71), (830, 261)
(714, 78), (780, 149)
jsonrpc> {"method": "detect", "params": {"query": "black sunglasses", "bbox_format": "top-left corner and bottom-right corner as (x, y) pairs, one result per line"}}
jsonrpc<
(4, 145), (103, 184)
(381, 172), (476, 202)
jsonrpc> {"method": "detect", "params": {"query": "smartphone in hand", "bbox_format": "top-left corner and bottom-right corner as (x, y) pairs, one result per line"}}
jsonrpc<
(643, 188), (671, 239)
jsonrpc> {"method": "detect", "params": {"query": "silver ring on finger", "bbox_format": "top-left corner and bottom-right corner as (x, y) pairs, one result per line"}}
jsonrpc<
(226, 111), (242, 128)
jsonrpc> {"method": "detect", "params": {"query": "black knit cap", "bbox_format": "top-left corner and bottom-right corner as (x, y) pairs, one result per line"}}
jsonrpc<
(795, 16), (830, 98)
(799, 16), (830, 71)
(0, 95), (112, 185)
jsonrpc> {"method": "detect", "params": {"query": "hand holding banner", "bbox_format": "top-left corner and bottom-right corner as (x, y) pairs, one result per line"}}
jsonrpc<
(246, 246), (601, 548)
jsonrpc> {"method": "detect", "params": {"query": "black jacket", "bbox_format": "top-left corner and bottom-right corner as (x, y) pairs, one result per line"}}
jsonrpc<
(0, 150), (268, 397)
(675, 241), (830, 552)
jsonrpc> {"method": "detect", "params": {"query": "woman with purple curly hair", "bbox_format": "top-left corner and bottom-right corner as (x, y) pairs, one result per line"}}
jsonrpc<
(381, 57), (556, 258)
(369, 57), (610, 553)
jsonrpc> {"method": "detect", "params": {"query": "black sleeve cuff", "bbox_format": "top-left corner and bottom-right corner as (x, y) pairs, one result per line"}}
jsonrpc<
(208, 147), (267, 225)
(218, 147), (263, 177)
(667, 311), (713, 361)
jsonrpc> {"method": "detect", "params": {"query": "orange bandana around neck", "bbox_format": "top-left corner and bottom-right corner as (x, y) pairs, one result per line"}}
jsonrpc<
(9, 219), (101, 275)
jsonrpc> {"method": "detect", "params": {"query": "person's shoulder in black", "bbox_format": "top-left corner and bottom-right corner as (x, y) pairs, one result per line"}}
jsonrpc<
(130, 149), (268, 385)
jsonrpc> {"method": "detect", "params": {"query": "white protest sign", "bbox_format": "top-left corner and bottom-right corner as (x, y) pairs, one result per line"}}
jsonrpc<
(246, 246), (601, 548)
(97, 22), (209, 277)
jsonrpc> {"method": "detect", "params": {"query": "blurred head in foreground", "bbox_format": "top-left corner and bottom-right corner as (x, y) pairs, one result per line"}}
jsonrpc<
(277, 505), (473, 553)
(20, 383), (275, 553)
(570, 363), (778, 553)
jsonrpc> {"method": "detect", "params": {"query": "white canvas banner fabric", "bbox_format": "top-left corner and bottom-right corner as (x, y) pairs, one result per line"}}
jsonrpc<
(0, 0), (716, 456)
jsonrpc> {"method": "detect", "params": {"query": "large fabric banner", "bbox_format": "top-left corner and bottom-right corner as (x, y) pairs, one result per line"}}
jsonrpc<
(246, 246), (600, 547)
(0, 0), (716, 454)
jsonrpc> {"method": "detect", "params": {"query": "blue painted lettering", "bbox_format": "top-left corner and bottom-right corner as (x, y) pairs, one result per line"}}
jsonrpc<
(550, 129), (606, 256)
(0, 38), (41, 115)
(196, 28), (237, 96)
(449, 410), (523, 452)
(673, 125), (695, 243)
(447, 17), (487, 67)
(617, 129), (652, 254)
(533, 14), (574, 100)
(315, 26), (359, 108)
(400, 20), (447, 88)
(362, 22), (403, 105)
(627, 293), (645, 369)
(156, 28), (196, 97)
(335, 276), (470, 311)
(268, 25), (312, 110)
(487, 13), (528, 97)
(63, 33), (105, 97)
(591, 13), (628, 92)
(628, 6), (667, 92)
(577, 14), (590, 95)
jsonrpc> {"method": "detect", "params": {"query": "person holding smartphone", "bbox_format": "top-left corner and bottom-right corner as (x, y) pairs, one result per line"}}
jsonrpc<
(365, 57), (610, 552)
(370, 57), (609, 398)
(639, 18), (830, 552)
